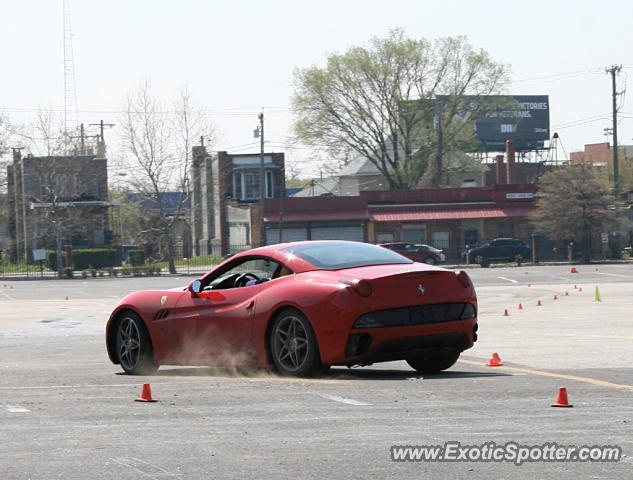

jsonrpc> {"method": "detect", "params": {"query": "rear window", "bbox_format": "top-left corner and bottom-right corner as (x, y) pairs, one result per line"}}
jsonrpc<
(283, 242), (412, 270)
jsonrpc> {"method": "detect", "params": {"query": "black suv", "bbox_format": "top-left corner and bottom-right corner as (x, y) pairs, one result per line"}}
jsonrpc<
(467, 238), (531, 267)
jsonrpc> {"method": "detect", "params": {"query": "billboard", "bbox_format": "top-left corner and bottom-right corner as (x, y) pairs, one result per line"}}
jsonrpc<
(473, 95), (549, 141)
(436, 95), (550, 151)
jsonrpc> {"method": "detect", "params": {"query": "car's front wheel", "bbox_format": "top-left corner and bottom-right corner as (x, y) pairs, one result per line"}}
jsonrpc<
(406, 348), (460, 373)
(115, 312), (158, 375)
(270, 308), (321, 377)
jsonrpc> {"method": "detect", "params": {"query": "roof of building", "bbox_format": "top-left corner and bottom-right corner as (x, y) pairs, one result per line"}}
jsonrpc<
(127, 192), (191, 215)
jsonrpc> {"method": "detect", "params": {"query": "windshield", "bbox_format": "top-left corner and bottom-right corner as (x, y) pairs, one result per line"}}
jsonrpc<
(282, 241), (412, 270)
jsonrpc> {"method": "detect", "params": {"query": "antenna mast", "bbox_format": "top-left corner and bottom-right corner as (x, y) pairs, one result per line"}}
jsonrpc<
(63, 0), (79, 133)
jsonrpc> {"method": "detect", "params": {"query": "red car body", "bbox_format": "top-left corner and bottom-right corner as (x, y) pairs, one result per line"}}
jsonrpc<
(106, 241), (478, 375)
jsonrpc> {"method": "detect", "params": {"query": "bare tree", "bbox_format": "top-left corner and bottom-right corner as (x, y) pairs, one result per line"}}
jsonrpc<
(14, 107), (96, 158)
(119, 84), (217, 273)
(0, 113), (22, 192)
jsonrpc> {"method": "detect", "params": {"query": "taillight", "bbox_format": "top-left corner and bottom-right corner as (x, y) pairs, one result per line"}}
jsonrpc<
(454, 270), (471, 289)
(340, 278), (373, 297)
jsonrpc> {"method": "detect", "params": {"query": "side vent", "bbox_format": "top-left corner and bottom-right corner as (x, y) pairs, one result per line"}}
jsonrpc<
(154, 309), (170, 321)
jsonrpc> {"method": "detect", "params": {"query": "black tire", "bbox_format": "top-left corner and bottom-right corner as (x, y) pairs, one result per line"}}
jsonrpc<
(270, 308), (321, 377)
(423, 257), (436, 265)
(406, 348), (460, 373)
(115, 311), (158, 375)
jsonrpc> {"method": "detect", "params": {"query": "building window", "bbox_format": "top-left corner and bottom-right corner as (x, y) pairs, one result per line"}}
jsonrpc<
(403, 225), (426, 244)
(244, 173), (258, 200)
(233, 171), (274, 201)
(266, 171), (274, 198)
(432, 231), (450, 250)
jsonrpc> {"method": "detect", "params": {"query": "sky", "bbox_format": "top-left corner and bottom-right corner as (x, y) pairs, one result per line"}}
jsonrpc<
(1, 0), (633, 177)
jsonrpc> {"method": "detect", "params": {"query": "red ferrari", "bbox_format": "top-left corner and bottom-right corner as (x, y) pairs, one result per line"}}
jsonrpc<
(106, 241), (478, 376)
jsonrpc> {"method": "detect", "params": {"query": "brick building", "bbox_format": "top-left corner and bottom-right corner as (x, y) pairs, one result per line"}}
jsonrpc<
(570, 142), (633, 192)
(190, 147), (285, 256)
(264, 184), (538, 263)
(6, 149), (113, 262)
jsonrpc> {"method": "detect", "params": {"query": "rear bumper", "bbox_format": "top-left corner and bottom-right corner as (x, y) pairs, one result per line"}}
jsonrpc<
(322, 318), (478, 366)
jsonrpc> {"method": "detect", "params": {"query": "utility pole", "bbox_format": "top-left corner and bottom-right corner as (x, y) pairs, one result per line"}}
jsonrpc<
(606, 65), (622, 196)
(69, 124), (99, 155)
(279, 164), (284, 243)
(256, 112), (265, 246)
(89, 120), (115, 157)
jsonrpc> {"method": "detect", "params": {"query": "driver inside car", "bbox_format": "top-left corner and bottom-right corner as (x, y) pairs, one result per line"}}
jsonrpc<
(244, 264), (292, 286)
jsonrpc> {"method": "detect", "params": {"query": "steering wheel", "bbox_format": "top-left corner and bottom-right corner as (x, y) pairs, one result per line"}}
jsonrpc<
(234, 272), (260, 287)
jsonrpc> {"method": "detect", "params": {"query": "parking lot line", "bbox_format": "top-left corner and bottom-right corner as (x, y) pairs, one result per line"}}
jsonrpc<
(316, 393), (371, 406)
(1, 402), (31, 413)
(459, 359), (633, 391)
(497, 276), (518, 283)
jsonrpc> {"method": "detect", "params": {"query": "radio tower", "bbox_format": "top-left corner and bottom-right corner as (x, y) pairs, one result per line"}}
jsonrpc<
(63, 0), (79, 133)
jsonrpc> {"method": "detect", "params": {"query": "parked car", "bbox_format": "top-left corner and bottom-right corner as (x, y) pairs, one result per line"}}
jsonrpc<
(106, 241), (477, 377)
(466, 238), (531, 267)
(379, 242), (446, 264)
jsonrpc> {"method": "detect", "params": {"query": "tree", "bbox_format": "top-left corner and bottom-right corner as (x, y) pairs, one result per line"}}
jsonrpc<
(530, 164), (615, 263)
(0, 112), (20, 192)
(119, 85), (217, 273)
(291, 30), (510, 189)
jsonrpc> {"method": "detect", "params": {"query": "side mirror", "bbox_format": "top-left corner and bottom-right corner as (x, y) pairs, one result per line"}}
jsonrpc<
(189, 279), (203, 293)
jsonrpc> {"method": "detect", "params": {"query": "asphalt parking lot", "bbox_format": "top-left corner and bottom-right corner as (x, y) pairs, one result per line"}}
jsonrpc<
(1, 264), (633, 479)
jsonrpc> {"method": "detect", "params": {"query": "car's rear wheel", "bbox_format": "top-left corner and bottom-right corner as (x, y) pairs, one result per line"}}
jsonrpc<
(406, 348), (460, 373)
(270, 308), (321, 377)
(115, 312), (158, 375)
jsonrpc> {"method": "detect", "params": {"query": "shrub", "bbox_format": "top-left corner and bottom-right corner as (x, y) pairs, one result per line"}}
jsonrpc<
(128, 249), (146, 267)
(46, 249), (117, 271)
(72, 249), (117, 270)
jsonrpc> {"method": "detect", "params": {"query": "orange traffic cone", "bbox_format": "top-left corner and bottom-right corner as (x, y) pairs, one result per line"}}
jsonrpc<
(528, 283), (532, 287)
(553, 294), (558, 300)
(518, 303), (523, 310)
(579, 287), (583, 292)
(486, 353), (503, 367)
(537, 299), (542, 306)
(571, 267), (578, 273)
(551, 387), (573, 407)
(135, 383), (157, 402)
(65, 296), (69, 301)
(503, 309), (509, 316)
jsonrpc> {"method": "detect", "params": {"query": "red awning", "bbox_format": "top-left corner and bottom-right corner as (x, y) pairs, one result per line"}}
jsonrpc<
(369, 206), (535, 222)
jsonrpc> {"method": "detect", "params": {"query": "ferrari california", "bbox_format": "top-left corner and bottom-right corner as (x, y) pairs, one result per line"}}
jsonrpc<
(106, 241), (478, 377)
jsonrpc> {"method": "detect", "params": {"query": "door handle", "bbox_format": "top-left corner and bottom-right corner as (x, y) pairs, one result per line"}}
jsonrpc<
(246, 300), (254, 309)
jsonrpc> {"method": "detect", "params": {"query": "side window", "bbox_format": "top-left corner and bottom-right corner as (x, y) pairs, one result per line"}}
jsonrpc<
(205, 257), (281, 290)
